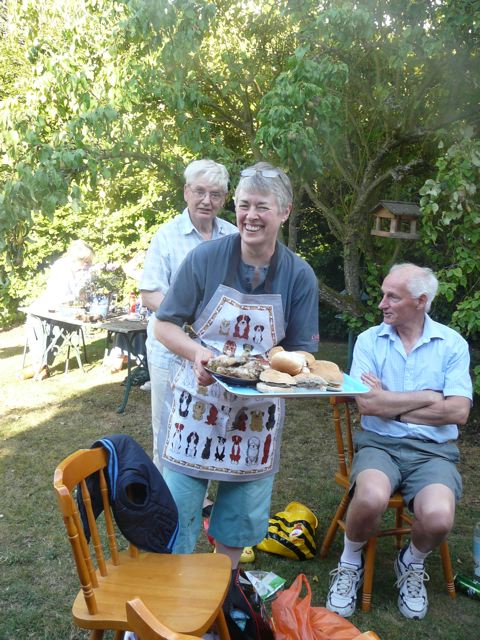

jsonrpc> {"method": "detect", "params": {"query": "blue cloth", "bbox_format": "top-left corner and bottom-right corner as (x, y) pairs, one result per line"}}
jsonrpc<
(77, 434), (179, 553)
(162, 467), (274, 551)
(350, 314), (472, 443)
(156, 233), (319, 352)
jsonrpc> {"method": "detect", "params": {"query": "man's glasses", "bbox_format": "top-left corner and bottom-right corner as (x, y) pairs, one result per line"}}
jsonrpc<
(188, 187), (225, 203)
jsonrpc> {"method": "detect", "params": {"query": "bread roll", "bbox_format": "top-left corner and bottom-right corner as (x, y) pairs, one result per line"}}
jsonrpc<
(309, 360), (343, 385)
(257, 382), (298, 393)
(268, 345), (285, 360)
(293, 372), (327, 388)
(259, 369), (297, 386)
(270, 351), (306, 375)
(294, 351), (316, 366)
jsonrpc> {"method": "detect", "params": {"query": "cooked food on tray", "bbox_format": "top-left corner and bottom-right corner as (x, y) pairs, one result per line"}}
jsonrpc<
(309, 359), (344, 389)
(269, 350), (307, 375)
(206, 355), (268, 381)
(208, 350), (345, 393)
(257, 368), (297, 393)
(261, 352), (344, 393)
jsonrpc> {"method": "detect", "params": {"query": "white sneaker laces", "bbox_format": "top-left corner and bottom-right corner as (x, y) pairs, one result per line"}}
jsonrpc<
(330, 565), (361, 595)
(396, 565), (430, 596)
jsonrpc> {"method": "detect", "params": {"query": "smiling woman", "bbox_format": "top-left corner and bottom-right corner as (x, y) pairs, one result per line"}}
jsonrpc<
(153, 161), (319, 571)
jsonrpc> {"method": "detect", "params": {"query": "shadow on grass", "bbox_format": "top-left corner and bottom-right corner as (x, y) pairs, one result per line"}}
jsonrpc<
(1, 329), (480, 640)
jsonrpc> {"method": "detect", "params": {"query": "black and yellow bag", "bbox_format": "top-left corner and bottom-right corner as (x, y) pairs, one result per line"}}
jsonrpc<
(256, 502), (318, 560)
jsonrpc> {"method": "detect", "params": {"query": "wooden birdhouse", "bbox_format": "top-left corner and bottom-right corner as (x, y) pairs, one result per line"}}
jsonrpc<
(370, 200), (421, 240)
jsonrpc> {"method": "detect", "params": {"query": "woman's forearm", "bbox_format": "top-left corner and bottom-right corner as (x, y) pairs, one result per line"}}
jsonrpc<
(154, 320), (198, 360)
(154, 319), (214, 386)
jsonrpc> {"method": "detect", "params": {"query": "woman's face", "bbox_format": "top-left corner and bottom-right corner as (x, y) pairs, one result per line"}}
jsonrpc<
(235, 189), (289, 251)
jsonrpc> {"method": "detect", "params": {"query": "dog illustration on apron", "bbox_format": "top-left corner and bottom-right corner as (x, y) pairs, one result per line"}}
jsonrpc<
(163, 285), (286, 479)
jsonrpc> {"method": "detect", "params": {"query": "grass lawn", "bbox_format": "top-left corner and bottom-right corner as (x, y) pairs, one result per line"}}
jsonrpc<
(1, 325), (480, 640)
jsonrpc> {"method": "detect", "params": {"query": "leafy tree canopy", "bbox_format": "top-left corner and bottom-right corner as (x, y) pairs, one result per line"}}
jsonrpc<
(0, 0), (479, 357)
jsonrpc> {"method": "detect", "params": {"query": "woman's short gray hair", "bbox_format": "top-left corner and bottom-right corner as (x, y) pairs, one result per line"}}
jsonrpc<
(389, 263), (439, 312)
(234, 162), (293, 214)
(184, 159), (229, 193)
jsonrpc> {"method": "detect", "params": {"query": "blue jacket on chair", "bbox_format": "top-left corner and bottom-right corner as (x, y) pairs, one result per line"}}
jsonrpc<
(77, 434), (178, 553)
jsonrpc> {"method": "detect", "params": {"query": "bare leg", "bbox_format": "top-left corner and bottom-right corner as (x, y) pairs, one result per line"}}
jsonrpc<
(215, 542), (243, 569)
(345, 469), (391, 541)
(411, 483), (456, 553)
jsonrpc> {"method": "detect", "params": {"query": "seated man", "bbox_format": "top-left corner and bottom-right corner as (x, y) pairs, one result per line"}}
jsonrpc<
(326, 263), (472, 620)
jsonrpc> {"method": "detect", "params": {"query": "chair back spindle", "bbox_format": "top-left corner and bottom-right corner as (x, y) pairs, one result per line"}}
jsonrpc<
(54, 446), (232, 638)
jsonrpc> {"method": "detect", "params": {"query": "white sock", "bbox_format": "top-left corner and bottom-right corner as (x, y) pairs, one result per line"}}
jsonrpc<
(403, 541), (430, 566)
(340, 533), (366, 567)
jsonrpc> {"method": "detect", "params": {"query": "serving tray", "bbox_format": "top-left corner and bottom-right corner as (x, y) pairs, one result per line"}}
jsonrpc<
(212, 372), (369, 398)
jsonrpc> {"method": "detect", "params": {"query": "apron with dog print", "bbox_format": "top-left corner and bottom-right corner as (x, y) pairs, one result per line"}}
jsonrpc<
(162, 284), (286, 480)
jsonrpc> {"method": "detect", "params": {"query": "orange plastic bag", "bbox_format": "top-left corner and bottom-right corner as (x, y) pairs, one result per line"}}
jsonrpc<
(271, 573), (362, 640)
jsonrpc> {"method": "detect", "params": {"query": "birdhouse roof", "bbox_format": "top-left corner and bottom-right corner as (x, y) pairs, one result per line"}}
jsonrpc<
(371, 200), (421, 217)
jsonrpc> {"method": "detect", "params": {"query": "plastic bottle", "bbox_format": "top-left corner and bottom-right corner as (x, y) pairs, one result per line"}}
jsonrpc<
(129, 292), (137, 314)
(474, 521), (480, 578)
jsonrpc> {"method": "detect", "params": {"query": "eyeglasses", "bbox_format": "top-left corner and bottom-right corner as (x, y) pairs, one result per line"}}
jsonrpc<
(240, 168), (282, 179)
(240, 167), (291, 191)
(188, 187), (225, 202)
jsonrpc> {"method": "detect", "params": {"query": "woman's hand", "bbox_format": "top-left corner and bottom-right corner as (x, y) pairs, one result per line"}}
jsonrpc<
(193, 348), (215, 386)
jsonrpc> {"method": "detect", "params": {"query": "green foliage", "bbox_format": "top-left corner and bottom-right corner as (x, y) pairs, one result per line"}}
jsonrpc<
(420, 130), (480, 392)
(1, 0), (479, 348)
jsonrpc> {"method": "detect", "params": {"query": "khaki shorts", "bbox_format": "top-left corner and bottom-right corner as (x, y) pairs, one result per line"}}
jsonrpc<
(350, 431), (462, 510)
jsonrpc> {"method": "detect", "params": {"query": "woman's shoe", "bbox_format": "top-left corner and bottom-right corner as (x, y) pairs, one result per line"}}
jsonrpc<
(19, 366), (35, 380)
(240, 547), (255, 563)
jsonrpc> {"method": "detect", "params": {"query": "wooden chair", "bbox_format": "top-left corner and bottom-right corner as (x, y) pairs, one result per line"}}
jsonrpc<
(320, 396), (456, 612)
(125, 598), (383, 640)
(54, 447), (232, 640)
(126, 598), (204, 640)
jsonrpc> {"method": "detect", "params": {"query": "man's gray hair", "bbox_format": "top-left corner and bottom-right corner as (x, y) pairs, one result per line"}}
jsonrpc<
(184, 159), (229, 192)
(234, 161), (293, 214)
(389, 263), (439, 312)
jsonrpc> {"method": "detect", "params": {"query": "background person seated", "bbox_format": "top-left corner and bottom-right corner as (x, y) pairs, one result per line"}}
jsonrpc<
(23, 240), (95, 379)
(103, 252), (149, 374)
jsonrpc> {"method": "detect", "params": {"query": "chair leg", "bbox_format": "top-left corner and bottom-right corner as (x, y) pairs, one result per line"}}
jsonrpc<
(362, 537), (377, 613)
(395, 505), (404, 549)
(320, 492), (350, 558)
(90, 630), (104, 639)
(216, 608), (232, 640)
(81, 328), (88, 363)
(439, 540), (456, 599)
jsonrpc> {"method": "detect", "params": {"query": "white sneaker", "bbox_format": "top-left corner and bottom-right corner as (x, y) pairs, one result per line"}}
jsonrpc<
(394, 546), (430, 620)
(140, 380), (151, 391)
(123, 632), (138, 640)
(326, 560), (364, 617)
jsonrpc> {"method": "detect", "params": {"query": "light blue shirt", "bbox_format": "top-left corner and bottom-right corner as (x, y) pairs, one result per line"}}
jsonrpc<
(139, 208), (238, 367)
(350, 314), (472, 443)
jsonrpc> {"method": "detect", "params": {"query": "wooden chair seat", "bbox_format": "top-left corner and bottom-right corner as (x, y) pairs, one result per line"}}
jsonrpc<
(54, 446), (231, 639)
(320, 396), (455, 613)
